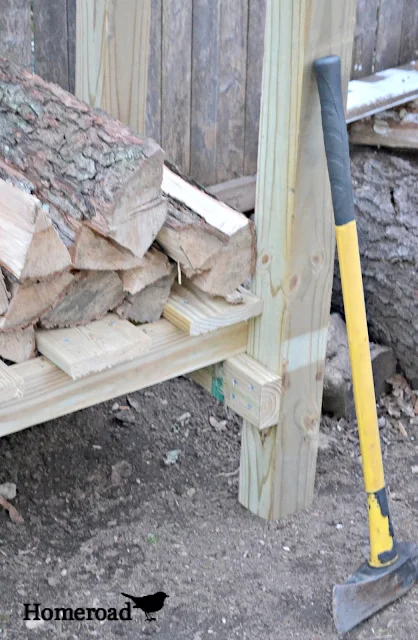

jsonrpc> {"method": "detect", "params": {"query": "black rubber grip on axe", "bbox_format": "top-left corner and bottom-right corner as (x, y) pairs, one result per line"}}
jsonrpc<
(314, 55), (355, 227)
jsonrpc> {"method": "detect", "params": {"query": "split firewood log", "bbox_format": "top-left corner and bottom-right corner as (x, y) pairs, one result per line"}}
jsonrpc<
(158, 166), (256, 297)
(40, 271), (124, 329)
(0, 58), (167, 260)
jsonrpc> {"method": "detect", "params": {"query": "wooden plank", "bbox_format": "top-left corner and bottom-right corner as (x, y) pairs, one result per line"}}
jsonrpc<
(224, 355), (281, 430)
(162, 166), (250, 237)
(244, 0), (267, 176)
(349, 102), (418, 148)
(0, 0), (32, 68)
(346, 63), (418, 123)
(36, 314), (152, 379)
(215, 0), (248, 183)
(146, 0), (162, 143)
(76, 0), (151, 135)
(163, 281), (263, 337)
(0, 319), (248, 438)
(189, 355), (281, 429)
(351, 0), (379, 78)
(0, 361), (23, 404)
(208, 175), (257, 212)
(375, 0), (404, 72)
(190, 0), (221, 186)
(400, 0), (418, 64)
(239, 0), (357, 520)
(161, 0), (192, 172)
(67, 0), (77, 95)
(33, 0), (72, 90)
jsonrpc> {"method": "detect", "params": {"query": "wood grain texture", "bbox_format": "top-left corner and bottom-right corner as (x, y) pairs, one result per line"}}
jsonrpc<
(76, 0), (151, 134)
(161, 0), (192, 173)
(33, 0), (72, 90)
(244, 0), (267, 176)
(216, 0), (248, 183)
(0, 361), (23, 404)
(67, 0), (77, 94)
(146, 0), (162, 143)
(346, 63), (418, 123)
(163, 281), (263, 336)
(223, 354), (281, 429)
(239, 0), (357, 520)
(190, 0), (221, 186)
(349, 102), (418, 148)
(351, 0), (379, 78)
(375, 0), (405, 72)
(0, 326), (36, 364)
(208, 175), (257, 212)
(0, 319), (248, 437)
(0, 0), (32, 68)
(400, 0), (418, 64)
(36, 314), (152, 379)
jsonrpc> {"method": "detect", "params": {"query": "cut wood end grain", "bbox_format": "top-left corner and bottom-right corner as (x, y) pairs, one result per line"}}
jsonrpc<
(163, 280), (263, 336)
(36, 314), (152, 379)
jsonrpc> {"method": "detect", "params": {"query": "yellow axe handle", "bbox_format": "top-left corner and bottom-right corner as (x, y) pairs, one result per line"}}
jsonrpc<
(314, 55), (397, 568)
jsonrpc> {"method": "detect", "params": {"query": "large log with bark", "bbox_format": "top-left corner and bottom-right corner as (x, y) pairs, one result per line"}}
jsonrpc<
(332, 147), (418, 386)
(0, 58), (167, 259)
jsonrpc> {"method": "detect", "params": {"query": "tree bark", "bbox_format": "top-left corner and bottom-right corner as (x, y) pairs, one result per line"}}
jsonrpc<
(332, 147), (418, 386)
(0, 58), (167, 258)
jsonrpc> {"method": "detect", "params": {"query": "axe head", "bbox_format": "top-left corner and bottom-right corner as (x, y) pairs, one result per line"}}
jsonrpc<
(333, 542), (418, 634)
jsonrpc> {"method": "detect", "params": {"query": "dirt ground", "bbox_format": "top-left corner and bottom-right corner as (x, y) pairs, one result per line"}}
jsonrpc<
(0, 374), (417, 639)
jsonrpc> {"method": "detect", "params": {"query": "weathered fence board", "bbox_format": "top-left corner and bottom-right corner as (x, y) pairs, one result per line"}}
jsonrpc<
(351, 0), (379, 78)
(375, 0), (405, 72)
(3, 0), (418, 187)
(400, 0), (418, 63)
(190, 0), (221, 186)
(33, 0), (75, 91)
(215, 0), (248, 184)
(244, 0), (267, 176)
(0, 0), (32, 69)
(146, 0), (162, 144)
(161, 0), (193, 173)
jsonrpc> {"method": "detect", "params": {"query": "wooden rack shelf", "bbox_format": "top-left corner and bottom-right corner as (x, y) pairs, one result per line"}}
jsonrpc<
(0, 318), (249, 439)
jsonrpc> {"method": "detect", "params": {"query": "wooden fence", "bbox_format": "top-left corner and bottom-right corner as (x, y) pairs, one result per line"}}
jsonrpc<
(0, 0), (417, 187)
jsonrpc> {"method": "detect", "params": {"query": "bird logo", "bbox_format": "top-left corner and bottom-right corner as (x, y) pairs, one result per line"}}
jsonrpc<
(121, 591), (169, 622)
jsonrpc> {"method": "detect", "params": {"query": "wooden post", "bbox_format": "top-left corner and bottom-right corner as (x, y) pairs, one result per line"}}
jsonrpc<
(239, 0), (357, 520)
(76, 0), (151, 134)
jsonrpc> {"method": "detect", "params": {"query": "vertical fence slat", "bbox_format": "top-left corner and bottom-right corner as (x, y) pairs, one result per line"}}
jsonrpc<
(400, 0), (418, 64)
(76, 0), (151, 135)
(375, 0), (405, 72)
(244, 0), (267, 177)
(351, 0), (379, 78)
(190, 0), (221, 186)
(161, 0), (192, 173)
(0, 0), (32, 68)
(67, 0), (77, 94)
(215, 0), (248, 184)
(146, 0), (162, 144)
(33, 0), (72, 90)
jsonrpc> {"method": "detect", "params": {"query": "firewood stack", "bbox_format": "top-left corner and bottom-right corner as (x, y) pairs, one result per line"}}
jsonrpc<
(0, 59), (256, 364)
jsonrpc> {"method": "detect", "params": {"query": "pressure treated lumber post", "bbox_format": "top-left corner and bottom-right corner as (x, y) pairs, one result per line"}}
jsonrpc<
(239, 0), (357, 520)
(76, 0), (151, 134)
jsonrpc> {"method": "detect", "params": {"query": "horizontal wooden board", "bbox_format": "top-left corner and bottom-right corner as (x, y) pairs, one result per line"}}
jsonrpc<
(208, 175), (257, 212)
(0, 319), (248, 437)
(164, 281), (263, 336)
(36, 314), (152, 379)
(346, 63), (418, 123)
